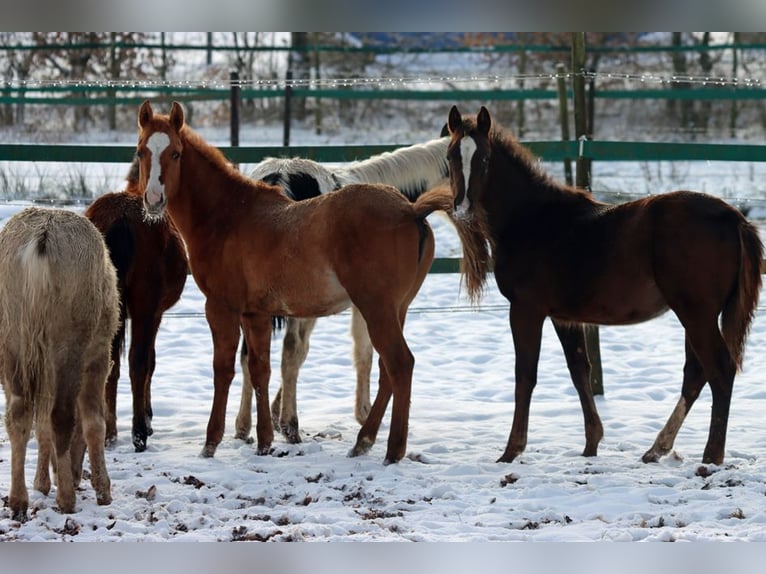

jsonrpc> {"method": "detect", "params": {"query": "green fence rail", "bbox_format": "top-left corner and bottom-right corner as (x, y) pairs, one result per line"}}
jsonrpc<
(3, 140), (766, 164)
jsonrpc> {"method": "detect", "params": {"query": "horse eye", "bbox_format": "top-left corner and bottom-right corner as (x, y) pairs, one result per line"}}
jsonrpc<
(135, 150), (143, 159)
(171, 151), (181, 160)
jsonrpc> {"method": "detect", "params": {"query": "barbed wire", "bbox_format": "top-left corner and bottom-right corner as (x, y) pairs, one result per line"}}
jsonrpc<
(4, 70), (763, 90)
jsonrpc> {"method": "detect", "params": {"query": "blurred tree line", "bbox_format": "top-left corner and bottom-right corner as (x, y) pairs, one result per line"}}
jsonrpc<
(1, 32), (764, 139)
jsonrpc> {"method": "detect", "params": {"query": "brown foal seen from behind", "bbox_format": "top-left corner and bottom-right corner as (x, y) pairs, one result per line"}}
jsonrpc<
(447, 105), (763, 466)
(134, 101), (486, 464)
(85, 162), (188, 453)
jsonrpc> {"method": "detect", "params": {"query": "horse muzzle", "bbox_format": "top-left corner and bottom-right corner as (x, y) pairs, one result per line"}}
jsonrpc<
(143, 188), (167, 219)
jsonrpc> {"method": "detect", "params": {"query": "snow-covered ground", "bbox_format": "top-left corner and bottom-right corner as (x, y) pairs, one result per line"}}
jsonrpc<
(1, 98), (766, 574)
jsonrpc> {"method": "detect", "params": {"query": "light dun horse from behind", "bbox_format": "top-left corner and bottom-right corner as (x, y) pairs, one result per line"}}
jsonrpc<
(0, 207), (119, 521)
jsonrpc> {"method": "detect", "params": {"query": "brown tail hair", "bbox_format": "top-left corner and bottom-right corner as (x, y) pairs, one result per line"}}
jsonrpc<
(413, 186), (492, 305)
(721, 218), (763, 371)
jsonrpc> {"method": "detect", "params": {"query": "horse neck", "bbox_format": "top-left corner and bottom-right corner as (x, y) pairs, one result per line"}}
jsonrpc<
(171, 134), (250, 238)
(484, 138), (587, 230)
(338, 137), (449, 199)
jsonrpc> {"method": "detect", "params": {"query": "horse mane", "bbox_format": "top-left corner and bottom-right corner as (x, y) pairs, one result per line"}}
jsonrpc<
(337, 136), (449, 200)
(179, 125), (286, 198)
(489, 125), (602, 209)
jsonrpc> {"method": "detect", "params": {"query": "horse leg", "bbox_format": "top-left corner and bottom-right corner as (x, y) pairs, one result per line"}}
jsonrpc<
(275, 317), (317, 443)
(5, 365), (33, 521)
(642, 336), (707, 463)
(235, 337), (253, 442)
(77, 349), (113, 506)
(552, 320), (603, 457)
(128, 312), (162, 452)
(498, 307), (545, 463)
(350, 305), (373, 424)
(240, 314), (275, 455)
(201, 300), (242, 458)
(350, 306), (413, 464)
(33, 407), (53, 496)
(104, 319), (125, 447)
(50, 375), (79, 514)
(349, 355), (393, 458)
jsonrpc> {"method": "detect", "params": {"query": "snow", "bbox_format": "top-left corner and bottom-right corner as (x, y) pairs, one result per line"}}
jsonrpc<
(2, 195), (766, 548)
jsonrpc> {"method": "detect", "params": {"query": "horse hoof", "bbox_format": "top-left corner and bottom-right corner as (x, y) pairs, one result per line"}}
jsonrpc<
(348, 436), (374, 458)
(132, 436), (147, 453)
(256, 444), (273, 456)
(281, 423), (302, 445)
(11, 508), (28, 523)
(200, 443), (218, 458)
(235, 431), (254, 444)
(96, 491), (112, 506)
(496, 452), (518, 464)
(105, 434), (117, 448)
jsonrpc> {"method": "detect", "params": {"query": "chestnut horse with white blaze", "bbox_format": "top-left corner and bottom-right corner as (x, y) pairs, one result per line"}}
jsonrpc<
(447, 105), (762, 466)
(133, 101), (486, 463)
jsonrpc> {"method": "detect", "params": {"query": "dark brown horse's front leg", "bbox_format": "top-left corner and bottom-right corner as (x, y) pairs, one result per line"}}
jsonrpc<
(498, 307), (545, 463)
(240, 314), (275, 455)
(552, 320), (603, 457)
(201, 300), (241, 458)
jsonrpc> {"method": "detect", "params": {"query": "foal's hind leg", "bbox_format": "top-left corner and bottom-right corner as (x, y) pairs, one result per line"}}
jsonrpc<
(350, 306), (414, 464)
(78, 350), (113, 506)
(552, 320), (603, 457)
(5, 370), (34, 521)
(646, 322), (735, 465)
(350, 305), (373, 424)
(642, 336), (706, 463)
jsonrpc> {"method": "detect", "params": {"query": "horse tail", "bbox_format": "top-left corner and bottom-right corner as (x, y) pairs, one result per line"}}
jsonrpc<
(721, 218), (763, 371)
(103, 216), (134, 354)
(14, 229), (57, 406)
(412, 187), (493, 305)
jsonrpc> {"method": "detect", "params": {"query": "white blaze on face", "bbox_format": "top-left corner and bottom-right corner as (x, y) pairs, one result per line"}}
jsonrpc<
(145, 132), (170, 206)
(455, 136), (477, 217)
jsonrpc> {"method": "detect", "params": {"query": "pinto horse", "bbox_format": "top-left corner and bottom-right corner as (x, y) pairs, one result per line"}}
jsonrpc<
(85, 160), (188, 452)
(134, 101), (485, 463)
(447, 105), (763, 466)
(237, 137), (450, 444)
(0, 207), (119, 520)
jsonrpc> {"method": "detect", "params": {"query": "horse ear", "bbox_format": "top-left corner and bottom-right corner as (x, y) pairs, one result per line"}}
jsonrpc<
(138, 100), (153, 128)
(477, 106), (491, 135)
(447, 105), (462, 134)
(170, 101), (185, 132)
(439, 123), (449, 138)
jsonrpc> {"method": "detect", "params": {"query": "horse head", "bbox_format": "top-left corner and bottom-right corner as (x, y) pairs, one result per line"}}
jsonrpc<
(136, 100), (185, 218)
(446, 105), (492, 219)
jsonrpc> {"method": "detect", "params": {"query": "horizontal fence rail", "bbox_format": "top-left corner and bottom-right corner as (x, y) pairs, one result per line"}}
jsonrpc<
(3, 141), (766, 164)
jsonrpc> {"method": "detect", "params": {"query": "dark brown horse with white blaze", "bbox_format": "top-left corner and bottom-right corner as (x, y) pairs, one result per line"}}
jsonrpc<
(447, 105), (763, 466)
(85, 161), (188, 452)
(134, 100), (483, 464)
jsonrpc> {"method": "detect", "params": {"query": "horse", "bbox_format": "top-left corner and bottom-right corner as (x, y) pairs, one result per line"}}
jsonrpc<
(0, 207), (119, 521)
(236, 136), (450, 444)
(84, 159), (189, 452)
(446, 105), (763, 466)
(134, 100), (486, 464)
